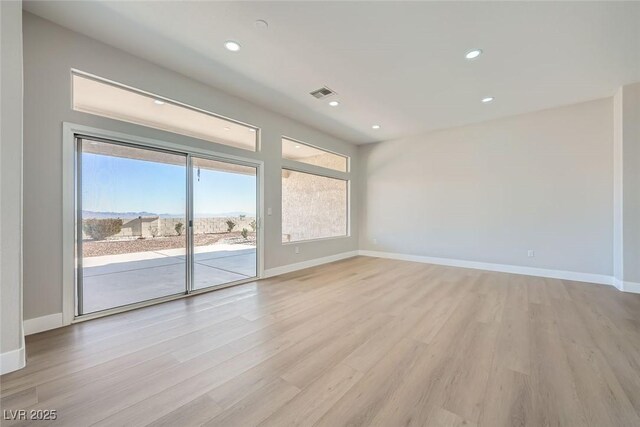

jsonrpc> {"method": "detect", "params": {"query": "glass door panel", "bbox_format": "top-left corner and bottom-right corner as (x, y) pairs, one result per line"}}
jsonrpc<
(191, 157), (257, 290)
(78, 138), (187, 314)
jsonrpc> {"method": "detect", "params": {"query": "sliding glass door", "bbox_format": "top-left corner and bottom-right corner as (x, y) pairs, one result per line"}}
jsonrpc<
(192, 157), (257, 290)
(77, 138), (188, 315)
(76, 137), (259, 316)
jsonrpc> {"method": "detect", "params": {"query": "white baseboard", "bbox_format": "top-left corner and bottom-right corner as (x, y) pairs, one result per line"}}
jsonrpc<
(621, 281), (640, 293)
(24, 312), (64, 335)
(0, 344), (25, 375)
(359, 250), (615, 287)
(613, 277), (624, 291)
(263, 250), (359, 278)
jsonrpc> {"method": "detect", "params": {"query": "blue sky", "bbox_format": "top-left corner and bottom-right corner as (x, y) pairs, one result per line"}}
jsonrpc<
(82, 153), (256, 215)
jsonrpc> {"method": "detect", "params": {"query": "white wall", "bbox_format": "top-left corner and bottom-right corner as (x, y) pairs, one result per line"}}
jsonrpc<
(1, 0), (25, 374)
(22, 12), (359, 322)
(359, 98), (614, 276)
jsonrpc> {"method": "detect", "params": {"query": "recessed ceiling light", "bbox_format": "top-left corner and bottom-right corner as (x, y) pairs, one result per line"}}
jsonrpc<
(481, 97), (494, 103)
(465, 49), (482, 60)
(249, 128), (256, 132)
(223, 126), (230, 131)
(153, 100), (165, 105)
(328, 100), (340, 107)
(224, 41), (241, 52)
(372, 125), (381, 129)
(295, 145), (301, 148)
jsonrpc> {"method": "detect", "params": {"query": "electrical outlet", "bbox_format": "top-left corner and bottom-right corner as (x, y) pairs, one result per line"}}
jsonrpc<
(267, 207), (272, 216)
(528, 250), (535, 257)
(373, 238), (378, 245)
(295, 246), (300, 254)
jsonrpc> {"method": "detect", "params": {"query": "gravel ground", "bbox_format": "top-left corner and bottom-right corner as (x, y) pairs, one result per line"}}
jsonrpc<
(82, 232), (256, 257)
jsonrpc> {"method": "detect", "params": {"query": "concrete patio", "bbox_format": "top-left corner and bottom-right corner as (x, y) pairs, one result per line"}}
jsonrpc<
(82, 244), (256, 313)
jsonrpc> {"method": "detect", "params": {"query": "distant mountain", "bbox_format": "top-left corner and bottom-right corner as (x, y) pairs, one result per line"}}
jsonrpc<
(82, 210), (253, 219)
(82, 210), (170, 219)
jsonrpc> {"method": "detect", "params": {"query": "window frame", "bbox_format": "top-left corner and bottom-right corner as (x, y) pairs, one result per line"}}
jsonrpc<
(280, 136), (351, 244)
(62, 122), (265, 325)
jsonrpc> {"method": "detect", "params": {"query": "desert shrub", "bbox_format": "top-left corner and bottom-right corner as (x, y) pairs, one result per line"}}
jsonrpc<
(239, 214), (246, 219)
(83, 219), (123, 241)
(249, 220), (257, 231)
(175, 222), (184, 236)
(226, 220), (236, 232)
(241, 228), (249, 239)
(149, 225), (158, 238)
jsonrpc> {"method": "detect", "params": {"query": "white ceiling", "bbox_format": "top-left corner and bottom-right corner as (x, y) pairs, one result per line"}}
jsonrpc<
(24, 1), (640, 144)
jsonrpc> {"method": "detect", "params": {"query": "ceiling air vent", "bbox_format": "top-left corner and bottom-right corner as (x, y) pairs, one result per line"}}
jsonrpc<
(310, 86), (336, 99)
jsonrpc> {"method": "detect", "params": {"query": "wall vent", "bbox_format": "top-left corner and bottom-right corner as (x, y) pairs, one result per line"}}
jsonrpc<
(310, 87), (336, 99)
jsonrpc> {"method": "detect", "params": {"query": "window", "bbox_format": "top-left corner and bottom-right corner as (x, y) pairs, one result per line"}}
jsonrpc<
(281, 137), (350, 243)
(282, 137), (348, 172)
(281, 170), (348, 242)
(72, 72), (258, 151)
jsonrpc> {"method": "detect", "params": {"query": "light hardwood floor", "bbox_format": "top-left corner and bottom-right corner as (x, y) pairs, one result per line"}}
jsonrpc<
(2, 256), (640, 426)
